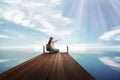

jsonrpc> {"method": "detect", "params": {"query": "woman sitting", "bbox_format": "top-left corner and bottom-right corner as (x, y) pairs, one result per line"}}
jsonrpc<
(46, 37), (59, 53)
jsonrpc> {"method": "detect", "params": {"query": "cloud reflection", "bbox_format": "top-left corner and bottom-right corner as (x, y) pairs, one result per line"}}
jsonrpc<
(0, 59), (10, 63)
(100, 57), (120, 71)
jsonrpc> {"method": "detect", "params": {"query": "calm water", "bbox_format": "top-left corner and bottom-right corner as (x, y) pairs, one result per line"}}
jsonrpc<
(0, 49), (120, 80)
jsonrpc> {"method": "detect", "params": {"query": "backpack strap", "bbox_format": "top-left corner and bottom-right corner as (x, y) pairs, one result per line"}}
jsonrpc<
(46, 44), (51, 51)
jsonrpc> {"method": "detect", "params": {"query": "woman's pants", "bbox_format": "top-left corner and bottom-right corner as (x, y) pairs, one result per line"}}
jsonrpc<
(50, 49), (59, 53)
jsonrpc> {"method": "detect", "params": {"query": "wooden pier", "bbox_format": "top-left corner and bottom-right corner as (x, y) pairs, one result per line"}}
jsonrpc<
(0, 53), (95, 80)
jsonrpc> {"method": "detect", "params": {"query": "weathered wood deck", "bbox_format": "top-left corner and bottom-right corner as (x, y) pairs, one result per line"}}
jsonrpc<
(0, 53), (95, 80)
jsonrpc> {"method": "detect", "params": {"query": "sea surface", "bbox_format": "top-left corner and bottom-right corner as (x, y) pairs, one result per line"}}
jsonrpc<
(0, 49), (120, 80)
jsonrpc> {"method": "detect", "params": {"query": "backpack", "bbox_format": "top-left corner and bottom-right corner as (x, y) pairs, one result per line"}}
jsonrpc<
(46, 44), (51, 51)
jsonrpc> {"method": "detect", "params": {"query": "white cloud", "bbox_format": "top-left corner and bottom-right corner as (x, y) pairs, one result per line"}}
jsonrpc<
(3, 0), (62, 5)
(55, 43), (92, 53)
(2, 0), (22, 4)
(52, 13), (72, 24)
(22, 2), (45, 7)
(40, 19), (55, 30)
(0, 34), (8, 38)
(22, 19), (31, 27)
(0, 0), (75, 39)
(100, 57), (120, 71)
(51, 0), (62, 4)
(0, 43), (87, 53)
(99, 25), (120, 41)
(3, 9), (23, 25)
(36, 18), (72, 36)
(2, 9), (33, 27)
(0, 59), (10, 63)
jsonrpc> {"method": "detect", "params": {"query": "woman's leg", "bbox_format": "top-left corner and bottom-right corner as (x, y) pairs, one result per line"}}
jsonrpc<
(50, 49), (59, 53)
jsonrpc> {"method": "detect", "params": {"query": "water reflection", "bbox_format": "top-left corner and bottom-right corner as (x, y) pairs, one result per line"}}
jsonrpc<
(0, 50), (120, 80)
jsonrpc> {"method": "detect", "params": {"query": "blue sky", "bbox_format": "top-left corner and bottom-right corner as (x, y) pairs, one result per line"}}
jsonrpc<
(0, 0), (120, 51)
(1, 0), (120, 72)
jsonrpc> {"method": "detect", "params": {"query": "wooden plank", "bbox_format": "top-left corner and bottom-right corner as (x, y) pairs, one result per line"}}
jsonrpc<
(0, 53), (95, 80)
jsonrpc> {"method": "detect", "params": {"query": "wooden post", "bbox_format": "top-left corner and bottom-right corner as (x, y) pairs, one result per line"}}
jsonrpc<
(67, 46), (69, 54)
(43, 46), (45, 53)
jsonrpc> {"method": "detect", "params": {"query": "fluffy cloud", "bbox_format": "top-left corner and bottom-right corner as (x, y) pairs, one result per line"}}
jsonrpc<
(0, 0), (74, 38)
(51, 13), (72, 24)
(2, 0), (62, 5)
(51, 0), (62, 4)
(22, 2), (45, 7)
(0, 34), (8, 38)
(99, 25), (120, 41)
(100, 57), (120, 71)
(2, 0), (22, 4)
(2, 9), (26, 24)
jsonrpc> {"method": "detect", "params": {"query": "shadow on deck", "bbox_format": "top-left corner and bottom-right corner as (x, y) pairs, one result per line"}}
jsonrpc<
(0, 53), (95, 80)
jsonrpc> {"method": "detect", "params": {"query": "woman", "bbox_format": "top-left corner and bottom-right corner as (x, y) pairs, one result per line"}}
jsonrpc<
(46, 37), (59, 53)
